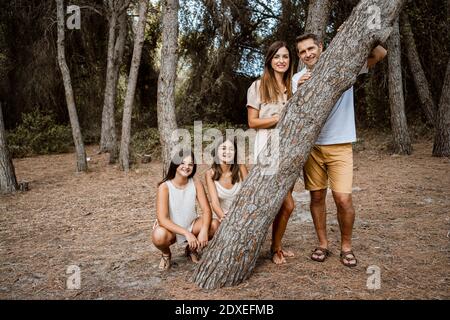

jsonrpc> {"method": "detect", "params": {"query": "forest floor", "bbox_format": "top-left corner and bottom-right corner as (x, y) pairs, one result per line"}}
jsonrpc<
(0, 129), (449, 300)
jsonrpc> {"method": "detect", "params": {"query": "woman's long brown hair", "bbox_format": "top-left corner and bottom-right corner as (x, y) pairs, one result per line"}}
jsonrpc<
(259, 41), (293, 103)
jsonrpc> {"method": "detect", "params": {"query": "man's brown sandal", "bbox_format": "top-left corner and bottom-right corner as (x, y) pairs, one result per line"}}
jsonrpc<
(340, 250), (358, 267)
(311, 247), (330, 262)
(158, 253), (171, 270)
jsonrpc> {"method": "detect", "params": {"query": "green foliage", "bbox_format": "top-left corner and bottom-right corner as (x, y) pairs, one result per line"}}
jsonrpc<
(3, 0), (447, 138)
(130, 127), (161, 161)
(7, 110), (73, 158)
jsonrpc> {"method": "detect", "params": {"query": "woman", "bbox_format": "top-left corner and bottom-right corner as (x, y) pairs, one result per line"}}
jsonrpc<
(151, 150), (220, 270)
(246, 41), (296, 265)
(205, 136), (248, 222)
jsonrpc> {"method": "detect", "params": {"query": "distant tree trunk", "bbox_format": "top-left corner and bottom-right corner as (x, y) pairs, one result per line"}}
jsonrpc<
(297, 0), (332, 71)
(56, 0), (87, 172)
(192, 0), (406, 289)
(108, 11), (128, 164)
(100, 8), (118, 153)
(157, 0), (179, 175)
(400, 11), (448, 156)
(400, 12), (436, 125)
(100, 0), (129, 163)
(433, 60), (450, 156)
(305, 0), (332, 41)
(0, 102), (18, 194)
(387, 19), (412, 155)
(119, 0), (148, 172)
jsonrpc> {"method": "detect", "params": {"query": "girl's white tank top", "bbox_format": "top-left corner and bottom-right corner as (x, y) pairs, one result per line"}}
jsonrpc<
(166, 178), (197, 244)
(214, 180), (241, 215)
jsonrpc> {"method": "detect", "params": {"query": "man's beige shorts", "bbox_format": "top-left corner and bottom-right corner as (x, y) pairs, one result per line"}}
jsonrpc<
(303, 143), (353, 194)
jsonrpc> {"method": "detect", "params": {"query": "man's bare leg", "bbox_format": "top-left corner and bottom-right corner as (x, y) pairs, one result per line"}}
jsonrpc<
(332, 191), (357, 266)
(310, 189), (329, 261)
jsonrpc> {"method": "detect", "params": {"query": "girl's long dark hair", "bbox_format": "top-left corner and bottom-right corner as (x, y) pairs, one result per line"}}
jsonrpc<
(211, 136), (242, 185)
(158, 149), (197, 186)
(259, 40), (293, 103)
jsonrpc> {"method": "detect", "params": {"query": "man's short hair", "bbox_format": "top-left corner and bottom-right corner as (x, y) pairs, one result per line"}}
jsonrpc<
(295, 33), (322, 48)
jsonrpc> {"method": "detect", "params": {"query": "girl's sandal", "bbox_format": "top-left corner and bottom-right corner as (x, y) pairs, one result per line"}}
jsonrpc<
(340, 250), (358, 268)
(185, 246), (200, 264)
(311, 247), (330, 262)
(158, 253), (171, 270)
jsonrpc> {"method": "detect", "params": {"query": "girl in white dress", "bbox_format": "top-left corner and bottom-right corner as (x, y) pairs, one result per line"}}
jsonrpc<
(205, 137), (248, 222)
(152, 150), (220, 270)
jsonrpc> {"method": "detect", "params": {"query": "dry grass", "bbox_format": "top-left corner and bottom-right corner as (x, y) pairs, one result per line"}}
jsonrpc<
(0, 132), (449, 299)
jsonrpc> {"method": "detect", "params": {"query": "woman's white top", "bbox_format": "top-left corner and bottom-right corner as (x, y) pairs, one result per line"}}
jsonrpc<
(166, 179), (197, 244)
(246, 80), (287, 164)
(214, 180), (242, 215)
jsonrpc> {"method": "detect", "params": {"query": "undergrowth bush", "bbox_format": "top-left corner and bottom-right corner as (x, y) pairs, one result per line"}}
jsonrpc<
(7, 110), (73, 158)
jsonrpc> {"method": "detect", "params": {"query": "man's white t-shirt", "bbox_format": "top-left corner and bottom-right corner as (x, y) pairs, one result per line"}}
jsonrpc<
(292, 65), (367, 145)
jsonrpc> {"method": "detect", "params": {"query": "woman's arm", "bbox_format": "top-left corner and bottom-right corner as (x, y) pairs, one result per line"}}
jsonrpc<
(156, 183), (192, 238)
(247, 107), (279, 129)
(205, 170), (226, 221)
(194, 178), (212, 248)
(239, 164), (249, 180)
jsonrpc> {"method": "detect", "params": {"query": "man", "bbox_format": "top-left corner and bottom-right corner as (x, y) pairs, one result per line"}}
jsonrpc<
(292, 33), (387, 267)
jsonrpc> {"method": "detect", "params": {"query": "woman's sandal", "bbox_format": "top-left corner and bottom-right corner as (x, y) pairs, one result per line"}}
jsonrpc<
(340, 250), (358, 268)
(270, 247), (295, 264)
(271, 249), (287, 265)
(311, 247), (330, 262)
(280, 249), (295, 258)
(158, 253), (171, 270)
(185, 246), (200, 264)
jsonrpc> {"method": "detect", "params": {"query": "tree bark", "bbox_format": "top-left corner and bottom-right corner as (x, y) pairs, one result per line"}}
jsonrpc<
(0, 102), (18, 194)
(305, 0), (332, 41)
(56, 0), (87, 172)
(119, 0), (148, 172)
(100, 6), (118, 154)
(100, 0), (129, 162)
(192, 0), (406, 289)
(157, 0), (179, 175)
(400, 12), (436, 125)
(432, 60), (450, 156)
(387, 19), (412, 155)
(297, 0), (333, 71)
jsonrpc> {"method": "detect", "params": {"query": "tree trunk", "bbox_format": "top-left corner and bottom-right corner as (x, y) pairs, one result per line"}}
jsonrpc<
(297, 0), (332, 71)
(0, 102), (18, 194)
(108, 10), (128, 164)
(100, 9), (118, 154)
(192, 0), (406, 289)
(157, 0), (179, 175)
(400, 12), (436, 125)
(387, 19), (412, 155)
(305, 0), (332, 41)
(100, 0), (129, 162)
(432, 60), (450, 156)
(119, 0), (148, 172)
(56, 0), (87, 172)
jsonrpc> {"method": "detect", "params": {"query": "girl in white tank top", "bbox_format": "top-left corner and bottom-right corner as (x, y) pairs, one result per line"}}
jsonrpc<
(151, 151), (219, 270)
(205, 137), (248, 222)
(164, 178), (197, 244)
